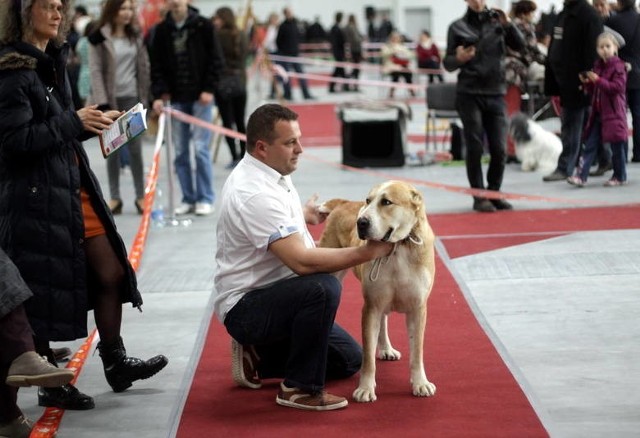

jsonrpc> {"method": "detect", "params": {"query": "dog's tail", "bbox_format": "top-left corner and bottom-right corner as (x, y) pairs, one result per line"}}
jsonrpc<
(318, 199), (351, 214)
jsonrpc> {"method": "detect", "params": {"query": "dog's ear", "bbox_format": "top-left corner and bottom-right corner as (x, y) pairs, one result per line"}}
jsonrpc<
(411, 190), (424, 212)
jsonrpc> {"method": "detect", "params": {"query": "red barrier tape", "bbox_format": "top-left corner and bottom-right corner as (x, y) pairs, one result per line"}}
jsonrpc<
(29, 114), (166, 437)
(303, 152), (613, 206)
(163, 107), (611, 206)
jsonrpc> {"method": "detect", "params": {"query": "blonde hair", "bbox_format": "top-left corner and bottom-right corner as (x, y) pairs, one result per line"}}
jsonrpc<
(597, 31), (620, 52)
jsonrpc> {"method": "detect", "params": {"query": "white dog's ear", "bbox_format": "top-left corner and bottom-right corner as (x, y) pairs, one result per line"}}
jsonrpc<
(411, 190), (424, 212)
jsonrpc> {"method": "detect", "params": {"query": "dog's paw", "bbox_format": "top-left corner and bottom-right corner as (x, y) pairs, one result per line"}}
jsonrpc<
(412, 380), (436, 397)
(378, 347), (401, 361)
(353, 386), (377, 403)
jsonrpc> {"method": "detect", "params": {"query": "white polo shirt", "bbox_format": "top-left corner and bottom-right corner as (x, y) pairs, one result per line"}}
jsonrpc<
(213, 153), (315, 322)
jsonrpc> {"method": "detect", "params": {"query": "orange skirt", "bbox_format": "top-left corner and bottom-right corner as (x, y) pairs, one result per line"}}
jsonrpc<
(81, 188), (106, 238)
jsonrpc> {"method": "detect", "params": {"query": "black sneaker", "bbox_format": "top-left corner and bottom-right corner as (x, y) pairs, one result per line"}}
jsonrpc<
(38, 384), (95, 410)
(473, 198), (496, 213)
(589, 163), (612, 176)
(490, 199), (513, 210)
(543, 170), (568, 182)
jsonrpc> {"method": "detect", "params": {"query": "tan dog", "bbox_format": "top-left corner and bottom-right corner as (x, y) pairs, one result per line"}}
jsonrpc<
(318, 180), (436, 402)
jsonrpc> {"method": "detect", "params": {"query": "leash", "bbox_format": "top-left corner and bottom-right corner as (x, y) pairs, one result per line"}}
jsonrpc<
(369, 242), (397, 282)
(368, 231), (425, 281)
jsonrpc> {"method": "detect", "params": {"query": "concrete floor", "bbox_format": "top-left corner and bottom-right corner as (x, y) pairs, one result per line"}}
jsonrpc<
(16, 71), (640, 438)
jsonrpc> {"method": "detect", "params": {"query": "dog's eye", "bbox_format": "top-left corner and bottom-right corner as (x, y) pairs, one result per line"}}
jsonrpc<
(365, 198), (371, 205)
(380, 199), (392, 206)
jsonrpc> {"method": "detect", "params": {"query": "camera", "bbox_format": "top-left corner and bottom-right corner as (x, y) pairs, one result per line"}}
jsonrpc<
(484, 9), (500, 20)
(456, 34), (479, 48)
(461, 37), (478, 48)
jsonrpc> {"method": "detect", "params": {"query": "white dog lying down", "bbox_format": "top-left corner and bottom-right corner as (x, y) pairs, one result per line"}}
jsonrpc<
(509, 112), (562, 174)
(318, 180), (436, 403)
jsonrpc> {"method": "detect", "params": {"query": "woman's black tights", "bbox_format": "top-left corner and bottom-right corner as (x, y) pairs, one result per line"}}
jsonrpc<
(34, 235), (125, 358)
(84, 234), (125, 345)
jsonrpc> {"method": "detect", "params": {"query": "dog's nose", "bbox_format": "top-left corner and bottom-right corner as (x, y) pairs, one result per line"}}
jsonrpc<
(357, 217), (370, 239)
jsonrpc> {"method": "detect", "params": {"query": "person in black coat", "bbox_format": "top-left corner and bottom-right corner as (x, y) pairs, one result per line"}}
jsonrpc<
(328, 12), (349, 93)
(443, 0), (525, 212)
(0, 0), (167, 411)
(275, 7), (314, 100)
(543, 0), (603, 181)
(607, 0), (640, 162)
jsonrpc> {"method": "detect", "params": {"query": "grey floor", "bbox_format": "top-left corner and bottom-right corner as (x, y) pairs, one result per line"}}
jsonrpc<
(16, 71), (640, 438)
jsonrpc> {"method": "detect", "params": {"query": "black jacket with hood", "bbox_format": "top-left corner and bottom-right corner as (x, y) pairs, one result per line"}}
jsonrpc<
(444, 7), (525, 95)
(0, 41), (141, 341)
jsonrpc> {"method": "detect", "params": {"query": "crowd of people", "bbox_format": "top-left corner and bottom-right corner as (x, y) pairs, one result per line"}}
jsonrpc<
(0, 0), (638, 435)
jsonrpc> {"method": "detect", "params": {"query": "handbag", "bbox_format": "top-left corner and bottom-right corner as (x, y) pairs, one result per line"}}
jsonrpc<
(215, 74), (243, 100)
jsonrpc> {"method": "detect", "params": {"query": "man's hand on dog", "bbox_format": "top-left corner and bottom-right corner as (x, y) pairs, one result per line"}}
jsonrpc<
(304, 194), (329, 225)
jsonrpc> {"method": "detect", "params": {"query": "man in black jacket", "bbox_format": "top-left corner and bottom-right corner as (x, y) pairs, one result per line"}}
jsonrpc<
(543, 0), (603, 181)
(608, 0), (640, 162)
(276, 7), (314, 101)
(150, 0), (225, 216)
(328, 12), (348, 93)
(444, 0), (525, 212)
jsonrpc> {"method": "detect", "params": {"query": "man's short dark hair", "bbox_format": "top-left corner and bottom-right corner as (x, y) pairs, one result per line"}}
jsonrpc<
(617, 0), (636, 11)
(246, 104), (299, 152)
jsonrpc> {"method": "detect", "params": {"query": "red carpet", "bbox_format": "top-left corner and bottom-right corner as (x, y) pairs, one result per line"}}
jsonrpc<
(178, 209), (640, 437)
(429, 205), (640, 259)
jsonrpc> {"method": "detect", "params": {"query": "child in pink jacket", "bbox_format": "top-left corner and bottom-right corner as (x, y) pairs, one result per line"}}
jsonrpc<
(569, 32), (629, 187)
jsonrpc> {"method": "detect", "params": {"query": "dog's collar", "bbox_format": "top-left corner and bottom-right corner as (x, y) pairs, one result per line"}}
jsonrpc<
(401, 232), (424, 246)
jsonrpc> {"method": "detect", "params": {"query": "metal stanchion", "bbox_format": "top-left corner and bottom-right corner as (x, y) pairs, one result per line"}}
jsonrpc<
(155, 103), (191, 228)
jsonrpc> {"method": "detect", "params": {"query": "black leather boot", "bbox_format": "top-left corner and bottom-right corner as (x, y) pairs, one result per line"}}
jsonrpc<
(98, 336), (168, 393)
(36, 347), (95, 410)
(38, 384), (95, 410)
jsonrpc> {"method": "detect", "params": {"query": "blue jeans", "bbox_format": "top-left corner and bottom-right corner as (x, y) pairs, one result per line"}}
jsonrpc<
(170, 101), (214, 205)
(277, 60), (312, 100)
(455, 94), (507, 191)
(224, 273), (362, 394)
(627, 88), (640, 161)
(578, 115), (627, 182)
(557, 106), (587, 177)
(577, 116), (603, 182)
(611, 141), (628, 182)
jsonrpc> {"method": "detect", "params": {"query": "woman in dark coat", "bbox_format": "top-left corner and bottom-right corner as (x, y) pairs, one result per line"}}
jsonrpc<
(212, 6), (248, 168)
(0, 0), (167, 410)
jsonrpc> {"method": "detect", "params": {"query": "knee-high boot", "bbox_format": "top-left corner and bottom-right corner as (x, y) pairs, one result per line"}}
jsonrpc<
(97, 336), (168, 393)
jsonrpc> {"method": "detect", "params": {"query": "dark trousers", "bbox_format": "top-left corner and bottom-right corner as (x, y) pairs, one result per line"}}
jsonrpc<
(329, 55), (348, 91)
(0, 306), (34, 422)
(224, 273), (362, 394)
(277, 60), (312, 100)
(350, 52), (363, 89)
(556, 105), (587, 176)
(456, 93), (507, 191)
(216, 89), (248, 161)
(418, 59), (443, 83)
(627, 88), (640, 161)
